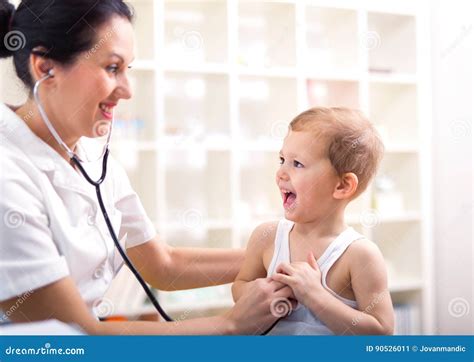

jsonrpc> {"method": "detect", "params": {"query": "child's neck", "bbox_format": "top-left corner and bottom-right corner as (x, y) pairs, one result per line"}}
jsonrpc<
(292, 210), (347, 240)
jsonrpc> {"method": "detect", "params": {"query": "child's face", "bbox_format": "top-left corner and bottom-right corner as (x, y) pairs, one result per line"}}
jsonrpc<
(276, 130), (341, 223)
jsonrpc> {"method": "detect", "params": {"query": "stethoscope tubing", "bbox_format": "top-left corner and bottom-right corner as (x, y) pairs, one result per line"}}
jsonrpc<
(33, 72), (278, 334)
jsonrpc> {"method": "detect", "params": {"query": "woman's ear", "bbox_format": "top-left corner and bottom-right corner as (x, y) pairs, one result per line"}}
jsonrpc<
(333, 172), (359, 200)
(29, 48), (56, 83)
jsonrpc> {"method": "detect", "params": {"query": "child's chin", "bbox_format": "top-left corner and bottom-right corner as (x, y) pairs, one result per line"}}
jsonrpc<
(283, 210), (299, 222)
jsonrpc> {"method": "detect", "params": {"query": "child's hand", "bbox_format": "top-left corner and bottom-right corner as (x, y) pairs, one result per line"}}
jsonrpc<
(271, 252), (325, 307)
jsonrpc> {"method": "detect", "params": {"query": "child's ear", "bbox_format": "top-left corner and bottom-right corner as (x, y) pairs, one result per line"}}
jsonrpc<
(333, 172), (358, 200)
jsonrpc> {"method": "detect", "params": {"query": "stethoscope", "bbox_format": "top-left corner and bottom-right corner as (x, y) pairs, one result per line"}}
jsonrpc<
(33, 70), (279, 334)
(33, 70), (173, 322)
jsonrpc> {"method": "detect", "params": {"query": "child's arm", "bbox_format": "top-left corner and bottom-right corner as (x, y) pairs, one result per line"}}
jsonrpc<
(232, 222), (277, 302)
(272, 240), (395, 335)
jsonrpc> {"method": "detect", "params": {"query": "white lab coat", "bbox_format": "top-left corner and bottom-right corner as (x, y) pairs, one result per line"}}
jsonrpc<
(0, 103), (156, 318)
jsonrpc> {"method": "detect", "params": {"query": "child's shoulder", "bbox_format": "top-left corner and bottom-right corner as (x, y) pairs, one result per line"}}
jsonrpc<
(345, 237), (386, 269)
(246, 221), (280, 250)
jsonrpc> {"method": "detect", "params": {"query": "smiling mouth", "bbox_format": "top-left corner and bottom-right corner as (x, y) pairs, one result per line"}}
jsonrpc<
(99, 103), (115, 119)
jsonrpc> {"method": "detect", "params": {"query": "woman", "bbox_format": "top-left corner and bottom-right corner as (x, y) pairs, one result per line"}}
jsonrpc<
(0, 0), (292, 334)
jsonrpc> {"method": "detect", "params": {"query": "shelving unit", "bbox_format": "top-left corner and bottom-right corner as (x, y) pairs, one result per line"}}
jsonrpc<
(0, 0), (433, 334)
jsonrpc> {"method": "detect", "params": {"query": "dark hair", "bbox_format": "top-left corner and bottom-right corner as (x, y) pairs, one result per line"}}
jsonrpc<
(0, 0), (134, 89)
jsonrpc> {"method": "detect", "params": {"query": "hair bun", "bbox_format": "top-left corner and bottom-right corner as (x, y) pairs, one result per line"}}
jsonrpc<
(0, 0), (16, 58)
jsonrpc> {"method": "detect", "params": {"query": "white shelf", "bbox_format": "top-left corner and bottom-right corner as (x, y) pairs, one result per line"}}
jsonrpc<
(384, 144), (419, 154)
(158, 220), (234, 232)
(345, 211), (421, 226)
(389, 279), (423, 293)
(0, 0), (433, 334)
(378, 212), (421, 223)
(304, 71), (360, 82)
(163, 62), (229, 75)
(132, 60), (156, 71)
(369, 73), (417, 84)
(367, 12), (417, 74)
(237, 66), (298, 78)
(118, 1), (432, 334)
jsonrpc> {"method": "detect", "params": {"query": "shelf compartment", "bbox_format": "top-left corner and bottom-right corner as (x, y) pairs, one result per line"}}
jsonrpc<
(369, 82), (418, 147)
(376, 153), (420, 214)
(238, 2), (296, 68)
(164, 72), (230, 143)
(344, 189), (372, 224)
(164, 226), (233, 250)
(238, 151), (284, 223)
(373, 221), (422, 284)
(238, 76), (297, 142)
(305, 7), (359, 74)
(113, 150), (158, 223)
(164, 150), (231, 224)
(115, 70), (156, 142)
(307, 79), (359, 108)
(391, 290), (422, 335)
(129, 0), (155, 61)
(164, 0), (228, 65)
(367, 12), (416, 75)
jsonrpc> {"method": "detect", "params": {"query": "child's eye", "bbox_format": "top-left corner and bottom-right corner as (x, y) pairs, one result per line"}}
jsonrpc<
(279, 157), (285, 165)
(293, 160), (304, 168)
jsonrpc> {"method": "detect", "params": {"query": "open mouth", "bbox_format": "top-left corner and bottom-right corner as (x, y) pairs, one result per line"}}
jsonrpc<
(99, 103), (116, 120)
(281, 188), (297, 210)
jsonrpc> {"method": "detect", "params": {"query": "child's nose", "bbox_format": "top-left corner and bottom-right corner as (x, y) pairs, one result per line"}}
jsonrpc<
(276, 167), (289, 181)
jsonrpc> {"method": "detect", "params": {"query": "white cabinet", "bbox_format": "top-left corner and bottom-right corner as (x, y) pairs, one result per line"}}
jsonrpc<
(0, 0), (433, 334)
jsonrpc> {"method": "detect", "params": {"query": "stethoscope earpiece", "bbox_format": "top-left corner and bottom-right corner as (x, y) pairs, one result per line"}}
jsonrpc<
(47, 69), (55, 77)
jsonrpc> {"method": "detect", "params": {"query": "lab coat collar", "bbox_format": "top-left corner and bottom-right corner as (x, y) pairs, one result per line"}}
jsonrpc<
(1, 102), (56, 171)
(0, 103), (99, 203)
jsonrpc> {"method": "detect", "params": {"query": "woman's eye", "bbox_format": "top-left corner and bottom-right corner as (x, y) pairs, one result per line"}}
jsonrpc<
(293, 160), (304, 168)
(107, 65), (119, 74)
(279, 157), (284, 165)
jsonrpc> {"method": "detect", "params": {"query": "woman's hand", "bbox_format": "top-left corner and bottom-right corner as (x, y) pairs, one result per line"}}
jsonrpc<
(271, 252), (324, 307)
(228, 277), (295, 335)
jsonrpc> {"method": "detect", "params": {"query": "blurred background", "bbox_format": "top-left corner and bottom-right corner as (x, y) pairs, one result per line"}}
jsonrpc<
(0, 0), (471, 335)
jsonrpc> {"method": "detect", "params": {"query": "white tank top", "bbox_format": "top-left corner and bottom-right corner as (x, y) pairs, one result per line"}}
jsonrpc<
(266, 219), (364, 335)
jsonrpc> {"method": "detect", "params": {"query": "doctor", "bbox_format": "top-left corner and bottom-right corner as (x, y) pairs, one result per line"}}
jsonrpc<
(0, 0), (292, 334)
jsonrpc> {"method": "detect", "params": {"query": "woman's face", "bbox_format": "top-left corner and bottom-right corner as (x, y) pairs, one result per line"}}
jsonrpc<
(44, 16), (135, 141)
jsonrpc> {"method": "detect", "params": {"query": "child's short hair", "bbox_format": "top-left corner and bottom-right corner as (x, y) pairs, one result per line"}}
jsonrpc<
(289, 107), (384, 196)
